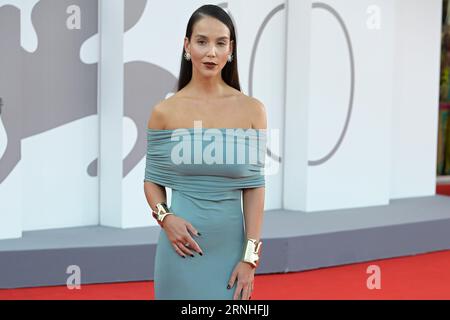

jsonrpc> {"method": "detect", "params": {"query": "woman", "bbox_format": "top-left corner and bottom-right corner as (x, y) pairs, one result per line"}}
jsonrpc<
(143, 4), (267, 300)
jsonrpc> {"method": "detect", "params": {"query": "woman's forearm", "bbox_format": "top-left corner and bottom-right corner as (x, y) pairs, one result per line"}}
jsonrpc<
(144, 181), (167, 213)
(242, 187), (265, 241)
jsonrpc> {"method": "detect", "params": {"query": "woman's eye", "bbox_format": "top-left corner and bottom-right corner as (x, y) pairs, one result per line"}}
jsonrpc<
(198, 41), (226, 46)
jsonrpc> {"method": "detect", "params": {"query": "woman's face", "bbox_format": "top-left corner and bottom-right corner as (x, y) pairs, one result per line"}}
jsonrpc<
(184, 16), (234, 77)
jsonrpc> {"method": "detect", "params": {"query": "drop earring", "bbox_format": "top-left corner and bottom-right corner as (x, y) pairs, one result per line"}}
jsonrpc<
(184, 51), (191, 61)
(227, 53), (233, 63)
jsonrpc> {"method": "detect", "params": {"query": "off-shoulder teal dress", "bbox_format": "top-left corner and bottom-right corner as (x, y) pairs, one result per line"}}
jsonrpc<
(144, 127), (266, 300)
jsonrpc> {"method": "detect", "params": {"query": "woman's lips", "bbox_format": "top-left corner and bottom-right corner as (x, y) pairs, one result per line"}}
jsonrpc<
(203, 63), (217, 68)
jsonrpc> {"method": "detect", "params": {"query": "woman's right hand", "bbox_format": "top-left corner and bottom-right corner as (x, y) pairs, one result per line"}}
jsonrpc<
(161, 214), (204, 258)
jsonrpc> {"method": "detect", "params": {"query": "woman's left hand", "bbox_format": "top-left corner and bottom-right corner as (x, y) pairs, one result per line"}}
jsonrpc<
(227, 261), (255, 300)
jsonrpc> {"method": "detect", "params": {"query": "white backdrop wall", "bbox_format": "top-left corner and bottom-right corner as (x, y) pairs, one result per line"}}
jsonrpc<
(0, 0), (99, 240)
(0, 0), (443, 239)
(307, 0), (395, 211)
(284, 0), (442, 212)
(285, 0), (396, 211)
(390, 0), (442, 199)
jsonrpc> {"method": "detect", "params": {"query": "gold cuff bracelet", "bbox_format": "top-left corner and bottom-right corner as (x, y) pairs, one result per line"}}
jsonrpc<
(241, 238), (262, 268)
(151, 202), (174, 226)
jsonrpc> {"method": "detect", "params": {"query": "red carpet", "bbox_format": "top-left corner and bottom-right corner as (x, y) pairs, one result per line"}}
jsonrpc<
(437, 183), (450, 196)
(0, 185), (448, 300)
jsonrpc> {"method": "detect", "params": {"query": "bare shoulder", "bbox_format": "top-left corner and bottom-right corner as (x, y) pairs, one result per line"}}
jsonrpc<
(241, 95), (267, 129)
(147, 96), (178, 130)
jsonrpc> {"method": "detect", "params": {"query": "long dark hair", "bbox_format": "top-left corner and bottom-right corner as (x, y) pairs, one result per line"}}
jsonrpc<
(177, 4), (241, 92)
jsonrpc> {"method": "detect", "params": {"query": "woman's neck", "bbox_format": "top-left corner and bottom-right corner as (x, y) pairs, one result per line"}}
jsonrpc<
(188, 71), (227, 99)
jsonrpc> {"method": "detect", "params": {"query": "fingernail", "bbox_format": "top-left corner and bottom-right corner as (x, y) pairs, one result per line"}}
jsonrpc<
(199, 252), (203, 256)
(197, 232), (202, 236)
(182, 256), (186, 259)
(190, 254), (194, 257)
(227, 284), (231, 289)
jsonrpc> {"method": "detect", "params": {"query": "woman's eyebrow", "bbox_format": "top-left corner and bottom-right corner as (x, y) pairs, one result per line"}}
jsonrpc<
(195, 34), (229, 40)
